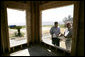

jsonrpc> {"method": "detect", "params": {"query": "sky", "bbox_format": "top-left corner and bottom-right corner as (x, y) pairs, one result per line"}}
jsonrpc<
(7, 8), (26, 26)
(7, 4), (74, 26)
(42, 4), (74, 24)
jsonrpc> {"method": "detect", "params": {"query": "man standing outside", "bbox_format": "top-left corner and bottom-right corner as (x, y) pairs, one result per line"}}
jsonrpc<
(64, 23), (73, 50)
(50, 22), (60, 46)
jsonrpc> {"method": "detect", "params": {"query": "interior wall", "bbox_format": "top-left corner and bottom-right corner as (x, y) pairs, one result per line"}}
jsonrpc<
(30, 1), (41, 44)
(76, 1), (84, 56)
(71, 1), (84, 56)
(71, 1), (80, 56)
(39, 1), (75, 10)
(1, 1), (10, 53)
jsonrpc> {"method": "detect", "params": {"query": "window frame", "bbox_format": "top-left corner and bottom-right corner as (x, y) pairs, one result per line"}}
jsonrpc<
(39, 1), (80, 54)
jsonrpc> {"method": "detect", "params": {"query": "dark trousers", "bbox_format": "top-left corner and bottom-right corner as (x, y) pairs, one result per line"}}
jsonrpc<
(52, 37), (60, 46)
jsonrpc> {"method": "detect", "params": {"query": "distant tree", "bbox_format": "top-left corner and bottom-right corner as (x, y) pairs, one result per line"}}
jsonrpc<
(63, 15), (73, 24)
(9, 25), (23, 37)
(15, 26), (22, 37)
(63, 15), (73, 27)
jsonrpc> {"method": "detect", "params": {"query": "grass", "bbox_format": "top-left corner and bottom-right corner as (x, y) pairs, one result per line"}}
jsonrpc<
(9, 28), (26, 38)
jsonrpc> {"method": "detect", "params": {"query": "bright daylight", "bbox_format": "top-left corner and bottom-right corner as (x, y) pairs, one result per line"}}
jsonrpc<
(7, 8), (27, 47)
(42, 4), (74, 50)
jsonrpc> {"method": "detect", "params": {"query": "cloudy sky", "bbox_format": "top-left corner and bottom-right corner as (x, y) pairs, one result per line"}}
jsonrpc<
(7, 4), (74, 26)
(7, 8), (26, 26)
(42, 4), (74, 24)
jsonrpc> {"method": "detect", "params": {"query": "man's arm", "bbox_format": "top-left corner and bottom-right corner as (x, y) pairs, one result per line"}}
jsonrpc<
(56, 27), (60, 37)
(65, 28), (72, 38)
(50, 27), (53, 35)
(66, 30), (72, 38)
(50, 27), (54, 38)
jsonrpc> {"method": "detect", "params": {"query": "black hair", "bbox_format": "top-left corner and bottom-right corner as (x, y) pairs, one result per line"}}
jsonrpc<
(54, 22), (58, 25)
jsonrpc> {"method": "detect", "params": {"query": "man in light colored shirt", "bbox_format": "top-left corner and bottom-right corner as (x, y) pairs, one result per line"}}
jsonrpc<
(50, 22), (60, 46)
(64, 23), (72, 50)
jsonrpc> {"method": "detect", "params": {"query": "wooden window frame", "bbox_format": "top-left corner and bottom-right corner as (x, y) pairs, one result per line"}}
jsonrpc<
(39, 1), (80, 55)
(3, 1), (31, 52)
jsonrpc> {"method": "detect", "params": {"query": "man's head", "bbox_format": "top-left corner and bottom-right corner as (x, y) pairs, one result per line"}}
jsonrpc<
(54, 22), (58, 27)
(66, 23), (71, 28)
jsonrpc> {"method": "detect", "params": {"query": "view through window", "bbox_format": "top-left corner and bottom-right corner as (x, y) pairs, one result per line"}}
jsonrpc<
(42, 4), (74, 51)
(7, 8), (27, 48)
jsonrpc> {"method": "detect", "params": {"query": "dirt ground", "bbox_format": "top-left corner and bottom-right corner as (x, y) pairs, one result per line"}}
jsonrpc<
(9, 27), (66, 49)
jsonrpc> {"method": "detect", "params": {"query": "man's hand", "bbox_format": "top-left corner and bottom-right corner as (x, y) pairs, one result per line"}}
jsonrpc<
(56, 34), (59, 37)
(61, 34), (64, 36)
(64, 36), (68, 38)
(59, 34), (64, 36)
